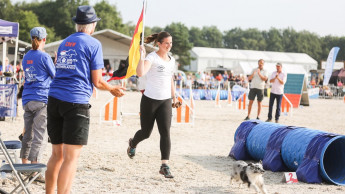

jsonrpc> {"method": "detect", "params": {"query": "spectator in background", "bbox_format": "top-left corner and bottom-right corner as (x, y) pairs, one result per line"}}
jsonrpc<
(16, 60), (24, 83)
(223, 71), (229, 89)
(310, 77), (316, 88)
(245, 59), (268, 120)
(0, 61), (2, 76)
(337, 80), (343, 87)
(185, 73), (193, 89)
(266, 63), (287, 123)
(216, 73), (223, 88)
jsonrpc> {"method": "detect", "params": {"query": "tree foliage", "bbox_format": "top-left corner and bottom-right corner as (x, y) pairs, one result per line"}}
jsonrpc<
(94, 0), (126, 34)
(164, 23), (193, 69)
(2, 0), (345, 68)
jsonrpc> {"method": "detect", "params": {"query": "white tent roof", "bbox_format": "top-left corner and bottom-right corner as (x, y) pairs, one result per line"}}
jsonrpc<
(192, 47), (317, 66)
(45, 29), (157, 53)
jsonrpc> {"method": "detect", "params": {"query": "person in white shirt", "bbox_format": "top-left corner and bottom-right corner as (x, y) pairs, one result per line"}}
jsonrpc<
(245, 59), (268, 120)
(266, 63), (287, 123)
(126, 31), (178, 178)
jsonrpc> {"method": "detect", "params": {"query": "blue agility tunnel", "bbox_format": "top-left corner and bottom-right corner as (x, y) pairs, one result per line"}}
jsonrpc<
(229, 121), (345, 185)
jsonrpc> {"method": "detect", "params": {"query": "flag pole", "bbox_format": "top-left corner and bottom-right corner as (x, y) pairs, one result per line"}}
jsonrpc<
(141, 0), (147, 46)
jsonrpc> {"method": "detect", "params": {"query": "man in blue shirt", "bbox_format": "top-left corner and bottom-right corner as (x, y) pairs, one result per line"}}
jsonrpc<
(45, 5), (125, 194)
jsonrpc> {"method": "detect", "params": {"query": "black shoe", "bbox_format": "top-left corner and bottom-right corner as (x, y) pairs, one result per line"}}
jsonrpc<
(265, 119), (272, 122)
(244, 116), (250, 121)
(18, 134), (23, 141)
(275, 120), (279, 123)
(159, 164), (174, 178)
(127, 138), (136, 159)
(256, 117), (260, 120)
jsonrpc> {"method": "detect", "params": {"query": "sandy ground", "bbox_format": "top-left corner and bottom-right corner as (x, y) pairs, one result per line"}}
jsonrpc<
(1, 90), (345, 194)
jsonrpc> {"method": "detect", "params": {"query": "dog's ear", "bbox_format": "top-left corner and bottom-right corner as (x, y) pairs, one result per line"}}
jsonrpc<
(259, 160), (263, 164)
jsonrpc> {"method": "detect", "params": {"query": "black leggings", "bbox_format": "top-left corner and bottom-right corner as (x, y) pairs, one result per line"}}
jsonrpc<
(131, 95), (172, 160)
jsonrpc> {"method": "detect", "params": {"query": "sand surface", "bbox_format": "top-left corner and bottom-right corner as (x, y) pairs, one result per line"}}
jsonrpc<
(1, 91), (345, 193)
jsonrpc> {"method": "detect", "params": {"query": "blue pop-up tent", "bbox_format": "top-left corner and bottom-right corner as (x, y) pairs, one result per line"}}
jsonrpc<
(0, 19), (19, 75)
(0, 19), (19, 119)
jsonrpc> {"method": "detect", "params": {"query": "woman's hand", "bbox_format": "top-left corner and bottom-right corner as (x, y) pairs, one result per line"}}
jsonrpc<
(140, 45), (146, 60)
(172, 99), (182, 108)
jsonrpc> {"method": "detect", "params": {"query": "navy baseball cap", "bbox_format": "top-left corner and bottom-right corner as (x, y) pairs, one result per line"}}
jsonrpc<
(30, 27), (47, 40)
(72, 5), (101, 24)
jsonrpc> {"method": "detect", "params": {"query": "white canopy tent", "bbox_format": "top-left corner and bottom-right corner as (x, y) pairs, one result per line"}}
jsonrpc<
(190, 47), (317, 75)
(0, 19), (19, 83)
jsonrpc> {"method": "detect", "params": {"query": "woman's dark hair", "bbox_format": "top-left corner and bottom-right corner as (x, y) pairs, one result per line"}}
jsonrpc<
(144, 31), (171, 45)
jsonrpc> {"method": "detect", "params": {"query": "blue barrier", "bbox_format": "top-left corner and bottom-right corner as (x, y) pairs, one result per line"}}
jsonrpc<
(176, 88), (244, 100)
(231, 121), (345, 185)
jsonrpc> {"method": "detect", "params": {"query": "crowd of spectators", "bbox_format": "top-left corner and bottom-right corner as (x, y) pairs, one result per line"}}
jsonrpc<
(174, 71), (249, 90)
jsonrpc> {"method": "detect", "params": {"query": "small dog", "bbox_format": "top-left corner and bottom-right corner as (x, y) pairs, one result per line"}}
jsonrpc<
(230, 160), (267, 194)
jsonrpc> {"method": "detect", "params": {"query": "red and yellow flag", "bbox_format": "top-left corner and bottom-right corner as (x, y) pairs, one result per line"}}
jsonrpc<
(126, 7), (144, 79)
(107, 2), (145, 82)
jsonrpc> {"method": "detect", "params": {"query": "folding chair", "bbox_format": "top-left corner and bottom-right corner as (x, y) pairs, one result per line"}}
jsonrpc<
(0, 140), (22, 163)
(0, 131), (47, 194)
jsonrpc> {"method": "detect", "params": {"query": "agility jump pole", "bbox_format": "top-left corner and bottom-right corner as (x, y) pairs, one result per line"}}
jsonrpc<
(227, 81), (232, 106)
(119, 79), (140, 116)
(92, 87), (99, 99)
(281, 94), (293, 116)
(215, 82), (221, 108)
(173, 81), (195, 126)
(235, 91), (247, 110)
(99, 96), (121, 126)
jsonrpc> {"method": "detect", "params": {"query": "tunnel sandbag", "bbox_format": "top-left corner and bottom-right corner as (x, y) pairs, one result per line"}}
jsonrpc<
(296, 133), (337, 183)
(320, 135), (345, 185)
(229, 120), (261, 160)
(281, 128), (323, 171)
(246, 122), (284, 161)
(262, 126), (299, 172)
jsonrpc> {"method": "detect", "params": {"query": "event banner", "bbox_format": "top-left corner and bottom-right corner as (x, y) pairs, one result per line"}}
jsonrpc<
(0, 84), (17, 117)
(323, 47), (340, 86)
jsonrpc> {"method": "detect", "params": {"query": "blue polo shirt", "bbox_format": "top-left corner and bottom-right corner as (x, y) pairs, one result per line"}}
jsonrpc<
(22, 50), (56, 105)
(48, 32), (104, 104)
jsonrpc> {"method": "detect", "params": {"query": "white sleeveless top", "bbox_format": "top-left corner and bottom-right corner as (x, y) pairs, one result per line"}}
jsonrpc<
(143, 52), (175, 100)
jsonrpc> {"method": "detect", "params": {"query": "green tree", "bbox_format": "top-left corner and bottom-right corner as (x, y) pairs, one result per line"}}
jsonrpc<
(223, 28), (244, 49)
(164, 23), (193, 69)
(22, 0), (88, 39)
(241, 28), (266, 50)
(263, 28), (283, 51)
(201, 26), (223, 48)
(188, 27), (207, 47)
(94, 0), (126, 33)
(150, 26), (163, 34)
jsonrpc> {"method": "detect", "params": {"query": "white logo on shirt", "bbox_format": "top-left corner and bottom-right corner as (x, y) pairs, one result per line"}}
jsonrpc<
(25, 66), (37, 82)
(56, 49), (78, 69)
(157, 65), (165, 72)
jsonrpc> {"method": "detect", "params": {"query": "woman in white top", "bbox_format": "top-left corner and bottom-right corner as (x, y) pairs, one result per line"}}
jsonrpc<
(127, 31), (178, 178)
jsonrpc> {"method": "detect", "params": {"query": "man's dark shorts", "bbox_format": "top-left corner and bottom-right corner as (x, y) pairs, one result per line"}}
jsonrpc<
(47, 96), (91, 145)
(248, 88), (264, 102)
